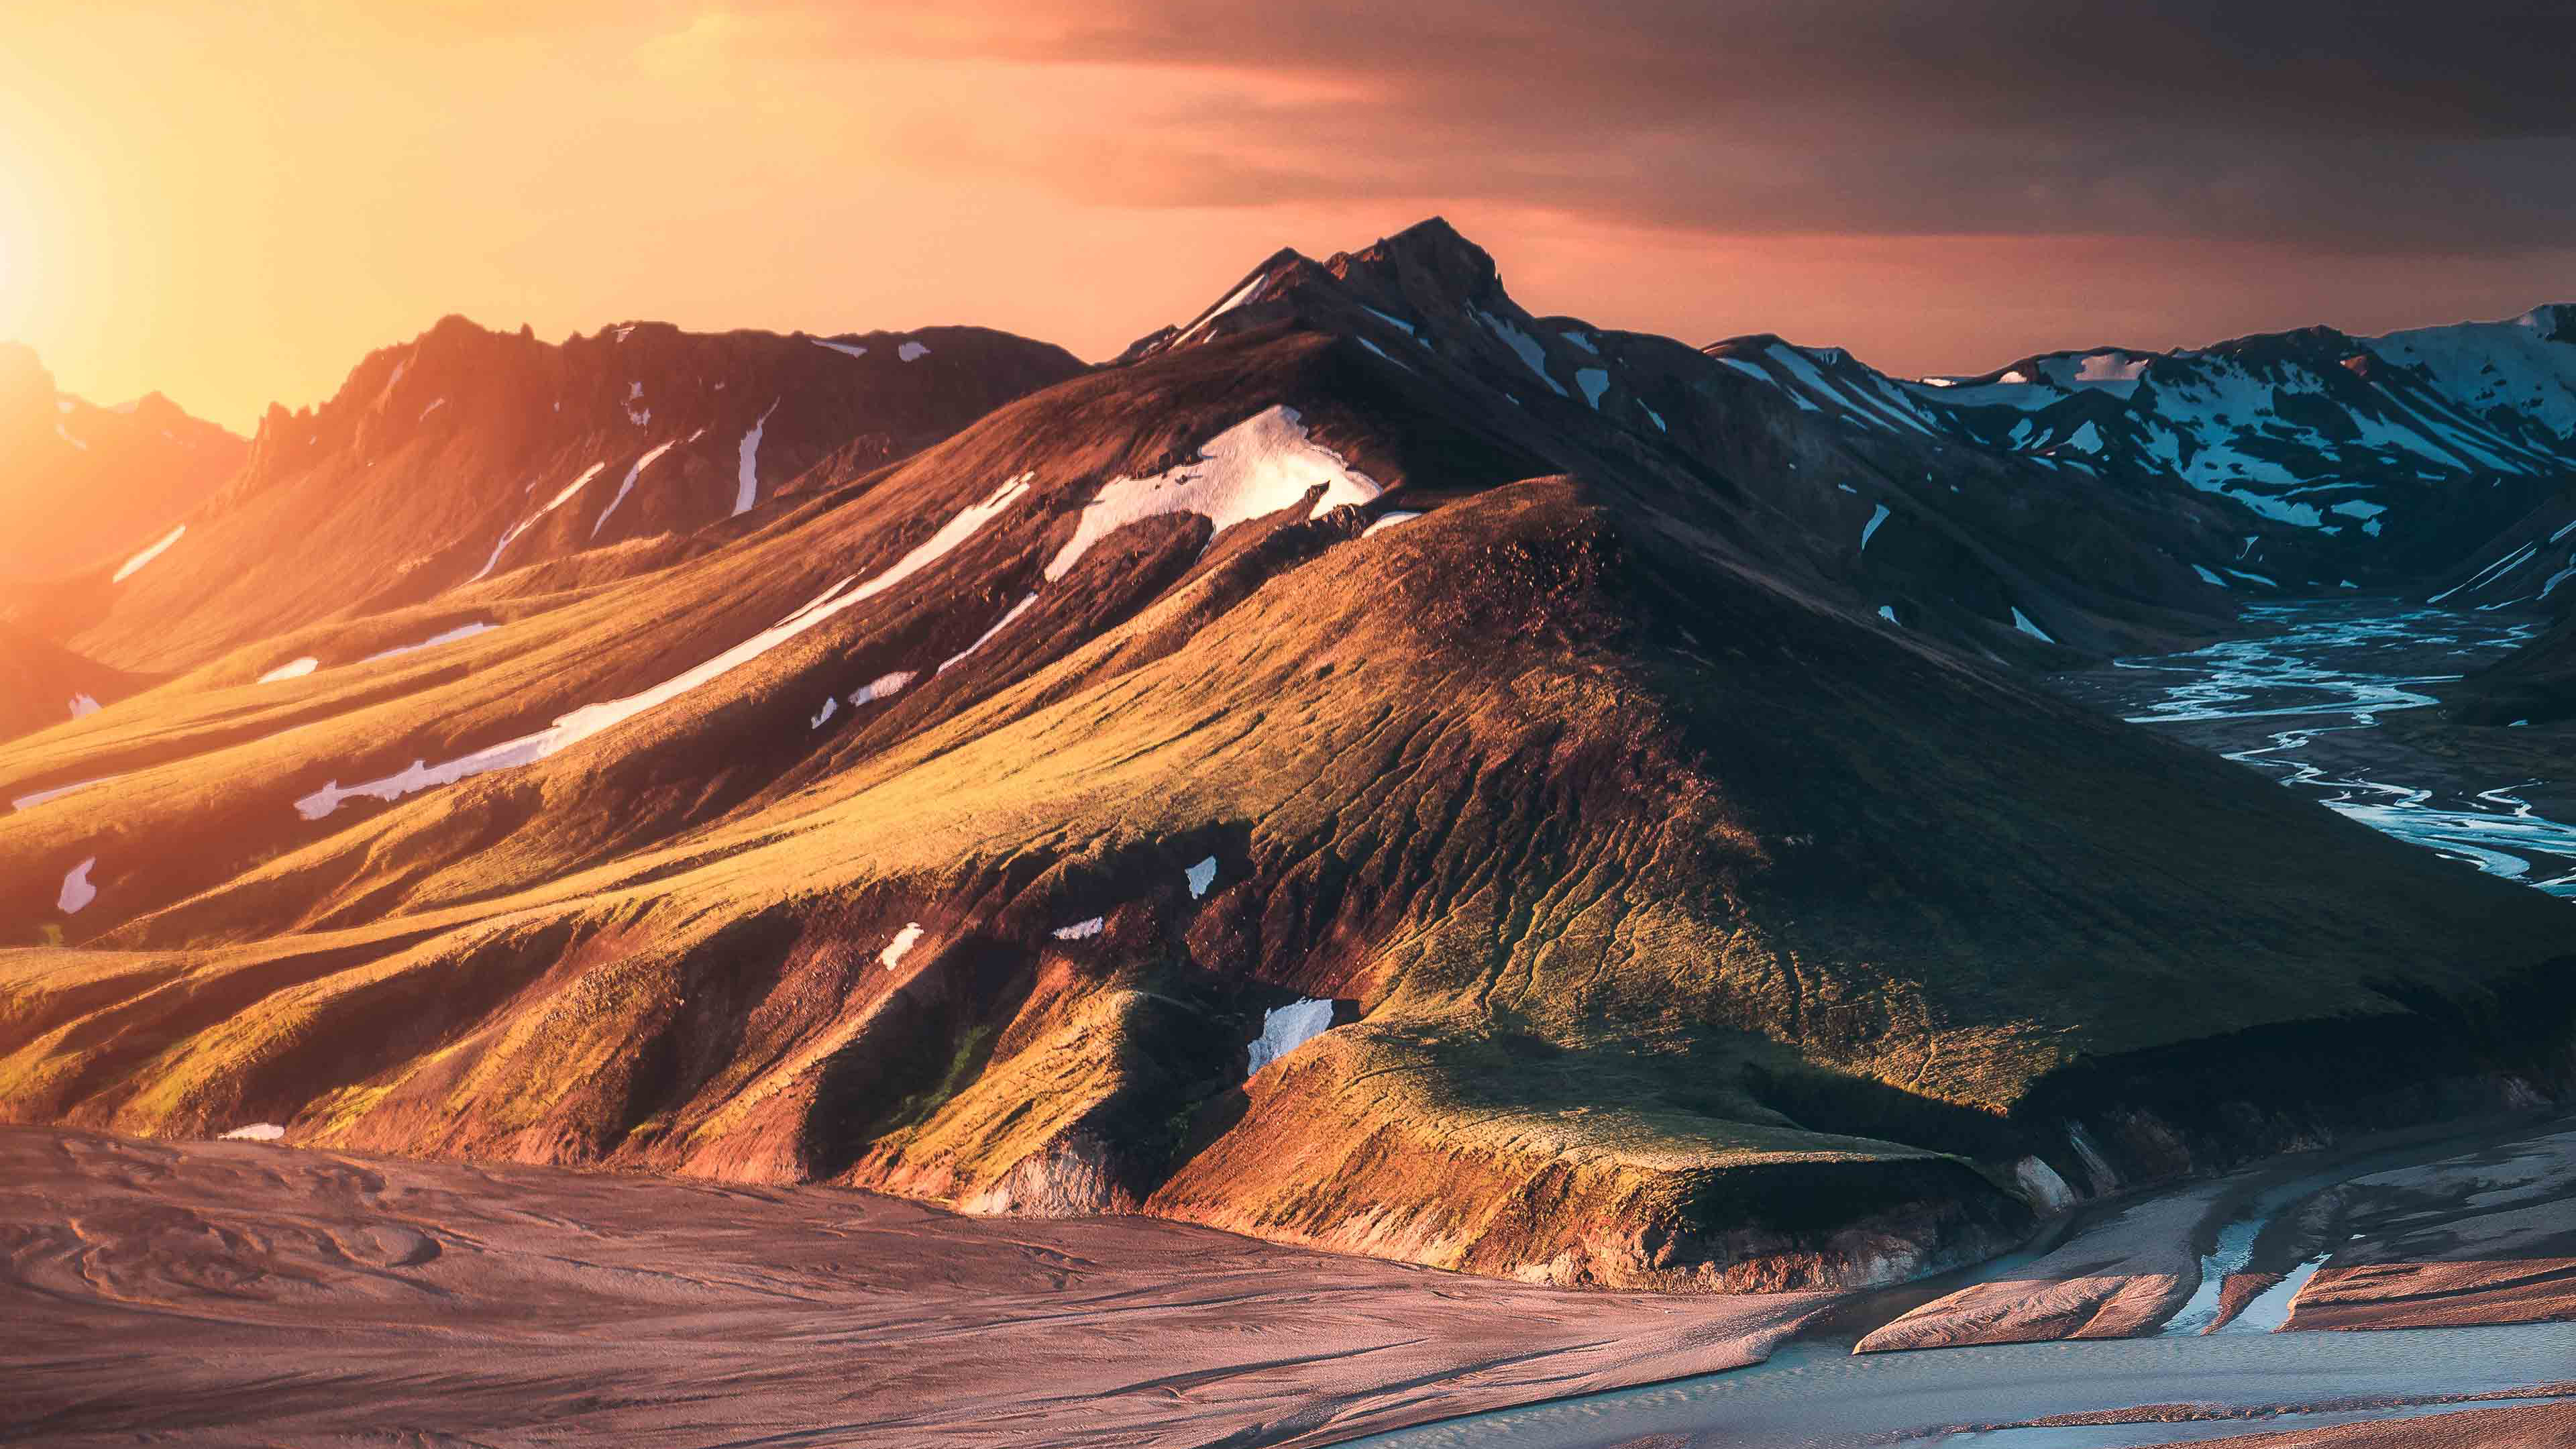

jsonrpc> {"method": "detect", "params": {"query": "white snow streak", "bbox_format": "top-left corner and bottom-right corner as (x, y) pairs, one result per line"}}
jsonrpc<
(1860, 503), (1890, 551)
(113, 525), (186, 583)
(735, 399), (780, 515)
(2010, 606), (2057, 643)
(258, 657), (320, 684)
(591, 441), (678, 537)
(809, 695), (837, 729)
(1051, 917), (1106, 941)
(359, 622), (497, 665)
(13, 776), (116, 811)
(898, 340), (930, 362)
(68, 693), (101, 719)
(936, 593), (1037, 674)
(297, 476), (1032, 818)
(811, 337), (869, 359)
(1185, 855), (1218, 898)
(1362, 511), (1424, 538)
(220, 1124), (286, 1142)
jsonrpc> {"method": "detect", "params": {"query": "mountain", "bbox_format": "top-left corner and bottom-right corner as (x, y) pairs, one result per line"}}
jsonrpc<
(23, 317), (1086, 672)
(2447, 610), (2576, 726)
(1707, 304), (2576, 595)
(0, 621), (154, 742)
(1, 221), (2569, 1294)
(0, 343), (245, 582)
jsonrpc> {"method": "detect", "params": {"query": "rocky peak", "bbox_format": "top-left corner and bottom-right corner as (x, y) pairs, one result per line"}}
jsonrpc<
(1326, 216), (1503, 307)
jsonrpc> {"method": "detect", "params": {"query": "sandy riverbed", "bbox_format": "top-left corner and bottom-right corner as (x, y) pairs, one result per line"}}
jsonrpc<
(0, 1126), (1832, 1447)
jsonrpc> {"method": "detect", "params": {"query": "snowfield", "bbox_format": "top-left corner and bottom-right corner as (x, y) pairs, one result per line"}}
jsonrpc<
(1246, 998), (1335, 1075)
(1044, 407), (1381, 582)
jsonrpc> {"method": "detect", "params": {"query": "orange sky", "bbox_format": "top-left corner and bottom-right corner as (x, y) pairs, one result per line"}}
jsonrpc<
(5, 2), (2571, 433)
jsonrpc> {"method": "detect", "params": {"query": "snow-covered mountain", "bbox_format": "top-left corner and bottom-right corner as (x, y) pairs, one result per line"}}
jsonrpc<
(1707, 305), (2576, 594)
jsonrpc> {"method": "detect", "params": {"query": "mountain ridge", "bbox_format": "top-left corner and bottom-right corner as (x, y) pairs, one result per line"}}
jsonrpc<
(1, 218), (2569, 1293)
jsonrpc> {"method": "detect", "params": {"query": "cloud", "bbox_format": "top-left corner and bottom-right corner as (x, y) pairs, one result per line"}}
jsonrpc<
(757, 0), (2576, 254)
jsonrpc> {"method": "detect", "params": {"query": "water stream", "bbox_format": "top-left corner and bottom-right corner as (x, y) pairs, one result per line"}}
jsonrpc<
(2051, 600), (2576, 896)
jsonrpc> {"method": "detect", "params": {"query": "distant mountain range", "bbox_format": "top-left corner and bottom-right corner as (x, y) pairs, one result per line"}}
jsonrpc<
(0, 342), (244, 584)
(0, 220), (2567, 1292)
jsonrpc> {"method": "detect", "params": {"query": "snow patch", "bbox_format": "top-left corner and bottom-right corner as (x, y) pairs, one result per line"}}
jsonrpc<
(1185, 855), (1218, 898)
(1575, 368), (1611, 409)
(1246, 998), (1334, 1075)
(419, 397), (447, 421)
(936, 592), (1037, 674)
(13, 776), (116, 811)
(2010, 606), (2056, 644)
(1860, 502), (1890, 551)
(735, 399), (780, 515)
(1044, 407), (1380, 582)
(474, 464), (610, 582)
(1362, 510), (1424, 538)
(1474, 308), (1567, 396)
(55, 421), (87, 450)
(2194, 564), (2231, 587)
(220, 1123), (286, 1142)
(68, 693), (101, 719)
(879, 922), (924, 970)
(58, 857), (97, 914)
(1051, 917), (1106, 941)
(1640, 403), (1668, 431)
(113, 525), (186, 584)
(1877, 604), (1900, 626)
(812, 337), (869, 359)
(258, 657), (320, 684)
(851, 670), (917, 706)
(359, 622), (496, 665)
(591, 441), (679, 537)
(898, 340), (930, 362)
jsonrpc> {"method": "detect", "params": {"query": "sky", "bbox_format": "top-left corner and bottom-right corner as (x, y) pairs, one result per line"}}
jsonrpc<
(3, 0), (2572, 433)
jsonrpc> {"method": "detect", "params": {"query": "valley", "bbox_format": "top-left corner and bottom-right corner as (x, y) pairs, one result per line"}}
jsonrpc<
(3, 217), (2574, 1446)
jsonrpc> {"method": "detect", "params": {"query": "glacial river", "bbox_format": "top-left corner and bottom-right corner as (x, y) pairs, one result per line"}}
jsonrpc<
(2053, 600), (2576, 898)
(1354, 602), (2576, 1448)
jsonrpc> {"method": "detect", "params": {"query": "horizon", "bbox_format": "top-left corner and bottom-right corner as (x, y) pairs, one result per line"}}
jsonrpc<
(6, 3), (2573, 433)
(13, 223), (2576, 435)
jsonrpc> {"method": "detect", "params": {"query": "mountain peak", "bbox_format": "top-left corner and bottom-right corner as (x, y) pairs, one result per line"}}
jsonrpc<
(1326, 215), (1502, 304)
